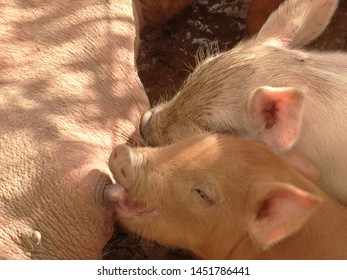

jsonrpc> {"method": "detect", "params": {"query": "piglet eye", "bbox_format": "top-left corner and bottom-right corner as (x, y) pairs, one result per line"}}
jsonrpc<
(194, 188), (214, 204)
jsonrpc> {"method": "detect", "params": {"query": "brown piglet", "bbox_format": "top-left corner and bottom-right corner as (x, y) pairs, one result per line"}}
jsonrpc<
(106, 134), (347, 259)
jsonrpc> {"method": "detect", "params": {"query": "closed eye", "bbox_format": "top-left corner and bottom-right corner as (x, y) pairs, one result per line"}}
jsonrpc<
(194, 188), (215, 205)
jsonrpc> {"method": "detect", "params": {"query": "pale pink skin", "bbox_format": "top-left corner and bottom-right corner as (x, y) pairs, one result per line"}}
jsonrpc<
(0, 0), (149, 259)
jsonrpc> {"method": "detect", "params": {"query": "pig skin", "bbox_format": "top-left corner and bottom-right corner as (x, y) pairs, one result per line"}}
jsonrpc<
(0, 0), (149, 259)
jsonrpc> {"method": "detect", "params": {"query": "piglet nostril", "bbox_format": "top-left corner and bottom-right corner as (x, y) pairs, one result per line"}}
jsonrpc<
(108, 144), (137, 190)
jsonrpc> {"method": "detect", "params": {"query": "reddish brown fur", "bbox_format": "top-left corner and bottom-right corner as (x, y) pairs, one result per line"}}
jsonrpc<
(108, 134), (347, 259)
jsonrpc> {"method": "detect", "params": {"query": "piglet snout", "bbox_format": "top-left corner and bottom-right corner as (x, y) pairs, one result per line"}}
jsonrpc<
(140, 109), (153, 142)
(108, 144), (137, 190)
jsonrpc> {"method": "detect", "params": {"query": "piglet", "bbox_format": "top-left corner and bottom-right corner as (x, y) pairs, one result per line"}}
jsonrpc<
(107, 134), (347, 259)
(140, 0), (347, 204)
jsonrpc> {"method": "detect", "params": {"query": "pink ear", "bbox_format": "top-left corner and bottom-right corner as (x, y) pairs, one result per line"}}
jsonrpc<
(245, 182), (322, 249)
(248, 86), (304, 151)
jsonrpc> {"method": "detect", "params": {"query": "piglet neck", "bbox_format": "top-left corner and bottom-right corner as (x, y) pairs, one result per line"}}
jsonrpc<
(194, 234), (256, 260)
(259, 197), (347, 260)
(224, 195), (347, 260)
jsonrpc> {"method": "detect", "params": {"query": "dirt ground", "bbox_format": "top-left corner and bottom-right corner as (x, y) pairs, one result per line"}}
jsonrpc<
(139, 0), (347, 105)
(103, 0), (347, 259)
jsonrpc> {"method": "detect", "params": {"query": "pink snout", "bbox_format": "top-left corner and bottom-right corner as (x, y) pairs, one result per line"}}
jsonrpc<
(103, 144), (138, 204)
(106, 144), (159, 217)
(108, 144), (137, 190)
(140, 109), (153, 144)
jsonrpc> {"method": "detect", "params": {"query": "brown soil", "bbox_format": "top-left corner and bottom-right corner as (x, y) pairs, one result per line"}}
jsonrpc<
(103, 0), (347, 259)
(139, 0), (347, 105)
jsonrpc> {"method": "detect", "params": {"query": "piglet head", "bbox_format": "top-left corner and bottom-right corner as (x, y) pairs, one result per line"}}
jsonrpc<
(106, 134), (324, 259)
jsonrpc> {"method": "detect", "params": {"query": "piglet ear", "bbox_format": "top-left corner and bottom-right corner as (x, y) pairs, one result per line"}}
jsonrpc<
(245, 181), (322, 249)
(255, 0), (338, 48)
(248, 86), (304, 152)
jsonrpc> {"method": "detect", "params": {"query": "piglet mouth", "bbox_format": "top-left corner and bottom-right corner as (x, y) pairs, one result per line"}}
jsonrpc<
(116, 198), (159, 218)
(104, 183), (159, 218)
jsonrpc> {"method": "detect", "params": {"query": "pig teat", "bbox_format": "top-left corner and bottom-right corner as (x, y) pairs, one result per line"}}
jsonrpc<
(103, 183), (127, 204)
(103, 183), (159, 218)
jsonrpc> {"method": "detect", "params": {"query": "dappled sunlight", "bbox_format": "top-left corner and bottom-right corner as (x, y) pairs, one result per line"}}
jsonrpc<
(3, 0), (345, 260)
(1, 0), (149, 144)
(0, 0), (149, 259)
